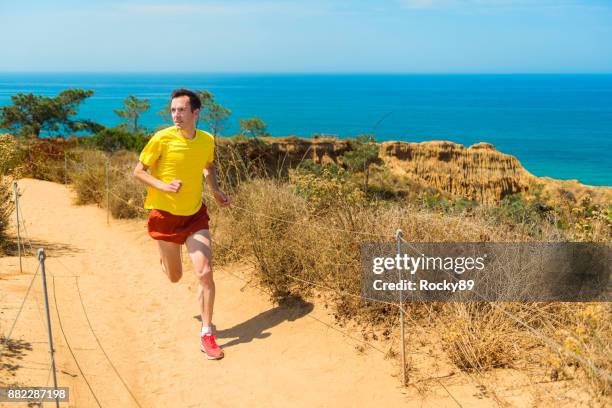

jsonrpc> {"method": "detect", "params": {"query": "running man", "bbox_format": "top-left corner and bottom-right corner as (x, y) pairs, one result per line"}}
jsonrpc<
(133, 88), (230, 360)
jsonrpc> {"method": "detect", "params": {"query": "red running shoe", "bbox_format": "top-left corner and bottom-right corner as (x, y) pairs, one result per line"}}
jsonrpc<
(201, 334), (224, 360)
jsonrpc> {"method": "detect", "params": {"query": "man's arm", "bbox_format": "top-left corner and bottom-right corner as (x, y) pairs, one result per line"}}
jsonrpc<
(133, 161), (182, 193)
(204, 164), (230, 207)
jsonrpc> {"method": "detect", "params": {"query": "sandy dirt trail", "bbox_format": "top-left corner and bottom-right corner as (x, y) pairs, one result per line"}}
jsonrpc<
(0, 178), (494, 407)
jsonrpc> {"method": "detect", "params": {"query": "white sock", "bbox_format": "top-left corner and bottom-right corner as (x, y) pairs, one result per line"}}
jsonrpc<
(201, 325), (212, 336)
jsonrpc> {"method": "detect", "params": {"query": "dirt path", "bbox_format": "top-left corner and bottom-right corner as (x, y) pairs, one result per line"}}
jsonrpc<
(1, 178), (494, 407)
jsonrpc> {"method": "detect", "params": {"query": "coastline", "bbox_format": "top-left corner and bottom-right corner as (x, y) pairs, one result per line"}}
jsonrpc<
(1, 73), (611, 186)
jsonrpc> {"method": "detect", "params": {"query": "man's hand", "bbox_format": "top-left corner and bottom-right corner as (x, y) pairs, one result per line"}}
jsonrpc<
(160, 179), (182, 193)
(213, 190), (231, 207)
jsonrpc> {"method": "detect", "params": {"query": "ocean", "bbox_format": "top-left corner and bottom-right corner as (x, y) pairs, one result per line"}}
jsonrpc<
(0, 73), (610, 186)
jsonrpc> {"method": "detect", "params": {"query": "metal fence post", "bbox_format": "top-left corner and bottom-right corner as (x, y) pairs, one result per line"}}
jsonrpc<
(12, 181), (22, 274)
(37, 248), (60, 408)
(395, 229), (407, 385)
(64, 151), (68, 185)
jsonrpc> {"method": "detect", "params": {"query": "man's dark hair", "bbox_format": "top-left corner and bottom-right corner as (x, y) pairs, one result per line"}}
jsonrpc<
(171, 88), (201, 112)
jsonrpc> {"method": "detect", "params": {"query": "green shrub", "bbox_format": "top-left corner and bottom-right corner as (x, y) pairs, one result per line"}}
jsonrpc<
(340, 134), (382, 189)
(290, 168), (365, 216)
(89, 127), (150, 152)
(295, 159), (342, 178)
(485, 192), (553, 236)
(295, 159), (324, 176)
(419, 190), (479, 216)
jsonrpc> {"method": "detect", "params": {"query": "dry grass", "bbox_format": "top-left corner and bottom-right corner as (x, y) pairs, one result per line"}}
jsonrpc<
(0, 135), (18, 251)
(545, 303), (612, 396)
(209, 177), (611, 401)
(61, 148), (147, 218)
(8, 136), (79, 183)
(0, 177), (15, 252)
(69, 148), (107, 205)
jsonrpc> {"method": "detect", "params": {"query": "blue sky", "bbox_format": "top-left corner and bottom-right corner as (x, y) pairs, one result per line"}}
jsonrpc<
(1, 0), (611, 73)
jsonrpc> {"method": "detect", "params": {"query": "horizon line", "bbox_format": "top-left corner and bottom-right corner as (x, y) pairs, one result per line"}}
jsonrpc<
(1, 71), (612, 75)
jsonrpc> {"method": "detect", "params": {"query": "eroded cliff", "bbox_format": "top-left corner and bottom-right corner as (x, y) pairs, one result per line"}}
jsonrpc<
(219, 136), (610, 205)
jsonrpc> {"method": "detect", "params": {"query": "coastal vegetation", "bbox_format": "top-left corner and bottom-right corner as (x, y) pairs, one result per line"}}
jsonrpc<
(0, 89), (102, 138)
(0, 89), (610, 403)
(239, 117), (269, 138)
(114, 95), (150, 133)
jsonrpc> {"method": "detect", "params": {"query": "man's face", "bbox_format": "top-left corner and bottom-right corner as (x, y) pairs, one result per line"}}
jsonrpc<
(171, 95), (199, 129)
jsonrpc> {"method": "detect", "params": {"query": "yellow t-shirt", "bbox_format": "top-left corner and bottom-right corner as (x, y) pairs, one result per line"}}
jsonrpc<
(139, 126), (215, 216)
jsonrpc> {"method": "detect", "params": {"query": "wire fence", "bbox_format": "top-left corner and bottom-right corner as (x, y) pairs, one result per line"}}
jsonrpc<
(4, 148), (610, 406)
(2, 181), (145, 407)
(397, 234), (612, 384)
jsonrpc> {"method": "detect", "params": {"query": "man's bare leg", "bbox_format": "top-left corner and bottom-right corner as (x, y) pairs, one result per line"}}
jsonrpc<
(185, 229), (214, 327)
(157, 240), (183, 282)
(187, 229), (223, 359)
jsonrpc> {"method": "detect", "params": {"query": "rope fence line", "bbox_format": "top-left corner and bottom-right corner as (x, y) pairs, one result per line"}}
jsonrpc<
(399, 295), (506, 407)
(1, 263), (40, 345)
(53, 256), (144, 408)
(42, 152), (394, 241)
(43, 153), (391, 241)
(216, 189), (611, 394)
(47, 154), (502, 399)
(4, 189), (65, 407)
(107, 190), (148, 215)
(1, 186), (80, 352)
(200, 227), (407, 319)
(396, 301), (465, 407)
(211, 236), (464, 403)
(16, 146), (564, 406)
(10, 181), (136, 408)
(51, 274), (103, 408)
(75, 273), (143, 408)
(78, 165), (404, 311)
(14, 188), (92, 406)
(16, 180), (144, 407)
(86, 173), (411, 312)
(15, 149), (610, 401)
(1, 182), (45, 346)
(209, 238), (396, 356)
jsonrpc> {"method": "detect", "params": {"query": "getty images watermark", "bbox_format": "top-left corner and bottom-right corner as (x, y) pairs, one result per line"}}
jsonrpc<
(361, 243), (611, 302)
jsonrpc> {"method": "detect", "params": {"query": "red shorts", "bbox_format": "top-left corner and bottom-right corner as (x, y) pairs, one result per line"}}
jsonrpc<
(147, 205), (210, 244)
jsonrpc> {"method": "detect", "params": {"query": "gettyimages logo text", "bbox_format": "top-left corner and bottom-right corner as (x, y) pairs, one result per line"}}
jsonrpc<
(361, 242), (611, 302)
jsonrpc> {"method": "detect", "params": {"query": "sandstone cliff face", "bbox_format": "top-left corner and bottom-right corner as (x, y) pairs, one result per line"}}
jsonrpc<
(218, 136), (610, 206)
(379, 140), (535, 204)
(379, 140), (611, 205)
